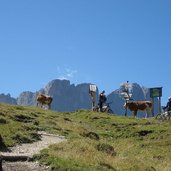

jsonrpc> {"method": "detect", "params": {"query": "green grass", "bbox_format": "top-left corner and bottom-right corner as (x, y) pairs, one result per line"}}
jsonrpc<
(0, 103), (171, 171)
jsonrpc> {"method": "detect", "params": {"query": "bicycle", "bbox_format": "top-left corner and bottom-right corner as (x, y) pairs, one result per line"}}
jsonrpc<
(93, 102), (113, 114)
(156, 108), (171, 121)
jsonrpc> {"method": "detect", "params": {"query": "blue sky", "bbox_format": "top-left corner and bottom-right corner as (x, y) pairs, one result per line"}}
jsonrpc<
(0, 0), (170, 105)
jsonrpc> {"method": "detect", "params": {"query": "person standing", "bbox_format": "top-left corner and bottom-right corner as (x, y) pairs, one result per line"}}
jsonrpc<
(163, 97), (171, 112)
(99, 90), (107, 112)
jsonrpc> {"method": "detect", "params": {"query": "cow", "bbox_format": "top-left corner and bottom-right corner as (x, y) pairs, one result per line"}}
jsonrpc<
(36, 94), (53, 110)
(124, 101), (152, 118)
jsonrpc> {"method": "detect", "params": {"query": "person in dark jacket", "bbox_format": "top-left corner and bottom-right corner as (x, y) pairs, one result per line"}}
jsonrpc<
(163, 97), (171, 111)
(99, 90), (107, 112)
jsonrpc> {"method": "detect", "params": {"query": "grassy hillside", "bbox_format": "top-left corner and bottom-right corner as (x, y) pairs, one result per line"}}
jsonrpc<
(0, 103), (171, 171)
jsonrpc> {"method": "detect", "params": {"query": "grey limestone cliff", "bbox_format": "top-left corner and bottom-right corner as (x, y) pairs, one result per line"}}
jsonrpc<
(2, 80), (159, 117)
(17, 91), (37, 106)
(17, 79), (99, 112)
(0, 93), (17, 105)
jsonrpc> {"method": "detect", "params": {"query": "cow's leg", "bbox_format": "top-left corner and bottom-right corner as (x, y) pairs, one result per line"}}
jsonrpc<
(132, 111), (135, 117)
(135, 111), (138, 117)
(37, 101), (40, 107)
(145, 110), (149, 118)
(49, 104), (51, 110)
(37, 102), (40, 108)
(133, 110), (137, 117)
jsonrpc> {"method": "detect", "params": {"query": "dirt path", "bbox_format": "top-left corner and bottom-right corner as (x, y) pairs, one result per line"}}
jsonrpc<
(0, 131), (66, 171)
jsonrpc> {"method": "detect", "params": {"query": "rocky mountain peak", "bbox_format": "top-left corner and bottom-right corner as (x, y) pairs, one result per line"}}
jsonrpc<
(1, 80), (159, 116)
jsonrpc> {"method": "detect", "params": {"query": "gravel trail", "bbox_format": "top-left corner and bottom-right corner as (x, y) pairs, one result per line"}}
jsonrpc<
(0, 131), (66, 171)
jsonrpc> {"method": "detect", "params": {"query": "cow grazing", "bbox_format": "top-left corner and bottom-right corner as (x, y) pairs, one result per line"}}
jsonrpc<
(36, 94), (53, 110)
(124, 101), (152, 118)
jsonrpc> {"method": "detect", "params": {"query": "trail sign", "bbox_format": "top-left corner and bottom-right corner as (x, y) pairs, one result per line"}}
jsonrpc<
(120, 81), (133, 101)
(150, 87), (162, 98)
(149, 87), (162, 116)
(120, 81), (133, 116)
(89, 84), (97, 92)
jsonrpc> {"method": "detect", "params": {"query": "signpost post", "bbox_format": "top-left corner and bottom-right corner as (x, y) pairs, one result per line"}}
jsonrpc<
(89, 84), (97, 111)
(120, 81), (133, 116)
(149, 87), (162, 117)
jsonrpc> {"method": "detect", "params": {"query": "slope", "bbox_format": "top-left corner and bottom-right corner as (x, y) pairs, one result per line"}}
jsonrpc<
(0, 103), (171, 171)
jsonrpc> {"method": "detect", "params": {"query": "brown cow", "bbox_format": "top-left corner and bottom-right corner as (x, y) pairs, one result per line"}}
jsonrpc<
(124, 101), (152, 118)
(36, 94), (53, 110)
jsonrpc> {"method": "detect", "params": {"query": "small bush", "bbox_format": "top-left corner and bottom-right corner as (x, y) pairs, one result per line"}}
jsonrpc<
(0, 112), (5, 116)
(12, 133), (33, 143)
(0, 118), (7, 124)
(0, 135), (8, 151)
(12, 114), (34, 123)
(96, 143), (116, 156)
(138, 130), (153, 136)
(81, 132), (100, 140)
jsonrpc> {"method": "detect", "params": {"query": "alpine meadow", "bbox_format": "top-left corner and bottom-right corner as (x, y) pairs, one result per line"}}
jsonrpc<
(0, 103), (171, 171)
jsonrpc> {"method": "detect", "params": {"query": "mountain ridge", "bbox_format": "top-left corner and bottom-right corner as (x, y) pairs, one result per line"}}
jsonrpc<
(0, 79), (159, 116)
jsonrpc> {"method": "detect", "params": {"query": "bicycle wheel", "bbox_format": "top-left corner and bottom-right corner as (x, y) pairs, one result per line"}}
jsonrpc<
(156, 112), (168, 121)
(107, 109), (113, 114)
(156, 113), (163, 121)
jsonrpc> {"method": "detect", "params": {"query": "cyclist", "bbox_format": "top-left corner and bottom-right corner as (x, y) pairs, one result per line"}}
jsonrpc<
(163, 97), (171, 112)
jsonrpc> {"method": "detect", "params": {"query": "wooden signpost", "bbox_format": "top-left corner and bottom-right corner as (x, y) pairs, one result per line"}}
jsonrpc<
(120, 81), (133, 116)
(89, 84), (97, 111)
(149, 87), (162, 117)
